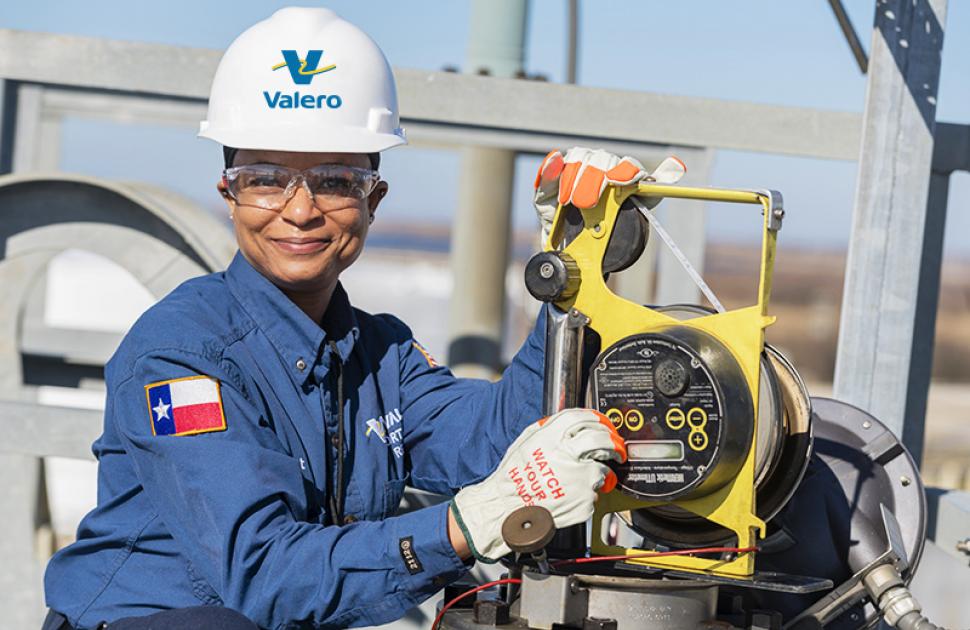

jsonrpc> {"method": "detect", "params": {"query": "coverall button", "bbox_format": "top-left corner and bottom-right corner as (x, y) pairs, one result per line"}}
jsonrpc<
(343, 515), (357, 524)
(295, 358), (307, 371)
(331, 435), (340, 448)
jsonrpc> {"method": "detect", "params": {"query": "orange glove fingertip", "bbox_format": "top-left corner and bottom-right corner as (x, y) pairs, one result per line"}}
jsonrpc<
(604, 159), (642, 184)
(601, 470), (618, 494)
(571, 167), (607, 209)
(534, 150), (565, 189)
(558, 161), (582, 205)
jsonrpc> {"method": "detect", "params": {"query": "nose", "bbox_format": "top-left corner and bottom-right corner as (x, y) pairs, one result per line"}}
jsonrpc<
(278, 180), (322, 227)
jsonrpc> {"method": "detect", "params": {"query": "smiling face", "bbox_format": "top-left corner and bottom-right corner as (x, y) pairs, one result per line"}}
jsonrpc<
(219, 150), (388, 296)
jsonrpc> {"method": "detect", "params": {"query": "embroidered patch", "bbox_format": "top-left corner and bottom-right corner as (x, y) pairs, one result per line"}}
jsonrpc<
(412, 340), (439, 368)
(398, 536), (424, 575)
(365, 419), (388, 443)
(144, 375), (227, 437)
(364, 409), (404, 460)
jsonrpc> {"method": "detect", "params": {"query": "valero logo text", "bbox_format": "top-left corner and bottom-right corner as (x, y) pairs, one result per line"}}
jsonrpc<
(265, 49), (342, 110)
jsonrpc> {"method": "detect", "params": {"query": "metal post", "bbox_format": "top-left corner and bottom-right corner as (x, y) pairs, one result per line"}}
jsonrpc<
(447, 0), (528, 378)
(9, 83), (60, 172)
(541, 305), (589, 555)
(833, 0), (947, 466)
(827, 0), (870, 73)
(0, 80), (17, 174)
(898, 169), (950, 465)
(897, 119), (970, 464)
(566, 0), (579, 84)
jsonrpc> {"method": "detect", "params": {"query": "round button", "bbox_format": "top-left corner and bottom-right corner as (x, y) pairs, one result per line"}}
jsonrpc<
(343, 515), (357, 524)
(665, 407), (686, 431)
(605, 408), (624, 429)
(295, 358), (307, 371)
(501, 506), (555, 554)
(624, 409), (645, 431)
(686, 407), (708, 429)
(689, 430), (709, 452)
(330, 435), (340, 448)
(654, 359), (690, 398)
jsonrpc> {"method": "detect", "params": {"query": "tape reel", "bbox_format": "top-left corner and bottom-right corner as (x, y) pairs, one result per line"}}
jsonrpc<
(613, 307), (814, 548)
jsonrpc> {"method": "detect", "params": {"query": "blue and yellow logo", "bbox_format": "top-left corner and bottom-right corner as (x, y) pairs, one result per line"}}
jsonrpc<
(271, 49), (337, 85)
(264, 49), (342, 110)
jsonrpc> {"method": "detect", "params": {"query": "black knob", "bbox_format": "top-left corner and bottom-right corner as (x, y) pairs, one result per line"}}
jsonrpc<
(525, 251), (580, 303)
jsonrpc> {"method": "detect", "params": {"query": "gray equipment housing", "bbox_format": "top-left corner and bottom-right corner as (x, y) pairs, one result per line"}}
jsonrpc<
(438, 398), (930, 630)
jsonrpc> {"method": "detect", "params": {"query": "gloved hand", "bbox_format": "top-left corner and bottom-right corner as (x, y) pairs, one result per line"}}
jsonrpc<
(450, 408), (627, 563)
(534, 147), (687, 244)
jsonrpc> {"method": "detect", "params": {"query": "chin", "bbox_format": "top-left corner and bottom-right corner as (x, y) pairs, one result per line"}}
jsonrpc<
(262, 257), (332, 291)
(279, 268), (335, 292)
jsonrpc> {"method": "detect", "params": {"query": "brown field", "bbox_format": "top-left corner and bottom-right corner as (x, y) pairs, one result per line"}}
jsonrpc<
(706, 243), (970, 490)
(706, 243), (970, 384)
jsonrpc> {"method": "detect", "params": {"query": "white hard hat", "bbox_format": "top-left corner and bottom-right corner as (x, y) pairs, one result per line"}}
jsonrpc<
(199, 7), (406, 154)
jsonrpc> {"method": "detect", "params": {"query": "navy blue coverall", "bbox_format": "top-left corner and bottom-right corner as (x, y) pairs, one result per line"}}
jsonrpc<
(44, 252), (545, 629)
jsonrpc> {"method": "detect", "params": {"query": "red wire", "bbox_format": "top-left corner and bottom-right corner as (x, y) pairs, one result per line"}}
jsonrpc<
(431, 547), (756, 628)
(552, 545), (758, 567)
(430, 577), (522, 630)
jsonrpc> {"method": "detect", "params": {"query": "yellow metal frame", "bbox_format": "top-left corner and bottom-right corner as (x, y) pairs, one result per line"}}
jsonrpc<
(547, 182), (781, 577)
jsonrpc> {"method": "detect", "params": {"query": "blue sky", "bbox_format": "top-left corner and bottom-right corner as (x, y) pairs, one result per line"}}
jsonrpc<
(4, 1), (968, 256)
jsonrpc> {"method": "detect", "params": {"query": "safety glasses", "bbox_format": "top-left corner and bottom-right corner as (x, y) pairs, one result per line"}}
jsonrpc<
(222, 163), (381, 211)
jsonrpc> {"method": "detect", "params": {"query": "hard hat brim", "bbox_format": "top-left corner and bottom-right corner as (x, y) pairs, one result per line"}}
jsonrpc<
(199, 122), (407, 154)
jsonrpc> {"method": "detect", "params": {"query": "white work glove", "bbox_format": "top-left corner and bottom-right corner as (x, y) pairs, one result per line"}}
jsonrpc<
(533, 147), (687, 244)
(450, 408), (628, 563)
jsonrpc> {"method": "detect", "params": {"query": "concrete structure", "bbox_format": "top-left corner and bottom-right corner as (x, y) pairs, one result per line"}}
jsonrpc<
(0, 172), (235, 626)
(447, 0), (528, 378)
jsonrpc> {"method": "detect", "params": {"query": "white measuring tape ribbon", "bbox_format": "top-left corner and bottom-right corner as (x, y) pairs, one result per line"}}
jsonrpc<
(628, 196), (725, 313)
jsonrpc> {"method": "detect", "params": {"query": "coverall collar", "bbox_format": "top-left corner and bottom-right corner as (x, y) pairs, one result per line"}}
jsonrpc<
(226, 252), (359, 383)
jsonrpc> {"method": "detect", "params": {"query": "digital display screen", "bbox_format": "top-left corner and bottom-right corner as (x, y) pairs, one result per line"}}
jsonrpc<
(627, 440), (685, 462)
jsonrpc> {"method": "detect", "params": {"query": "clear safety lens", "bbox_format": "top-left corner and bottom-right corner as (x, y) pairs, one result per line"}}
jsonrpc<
(224, 164), (380, 210)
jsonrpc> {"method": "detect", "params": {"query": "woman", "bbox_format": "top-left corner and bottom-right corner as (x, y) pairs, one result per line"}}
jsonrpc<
(42, 8), (627, 630)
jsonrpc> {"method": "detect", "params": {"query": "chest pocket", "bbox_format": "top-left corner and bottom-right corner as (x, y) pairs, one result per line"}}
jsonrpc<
(382, 478), (408, 518)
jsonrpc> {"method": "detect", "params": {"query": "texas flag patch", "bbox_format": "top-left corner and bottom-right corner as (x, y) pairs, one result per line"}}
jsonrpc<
(144, 375), (227, 437)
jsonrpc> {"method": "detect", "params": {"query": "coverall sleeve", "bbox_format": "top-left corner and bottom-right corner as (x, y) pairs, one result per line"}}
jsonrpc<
(394, 307), (547, 494)
(111, 347), (467, 629)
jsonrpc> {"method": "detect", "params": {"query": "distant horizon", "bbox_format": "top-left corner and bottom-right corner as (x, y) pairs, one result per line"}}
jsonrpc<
(362, 219), (970, 266)
(6, 1), (967, 259)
